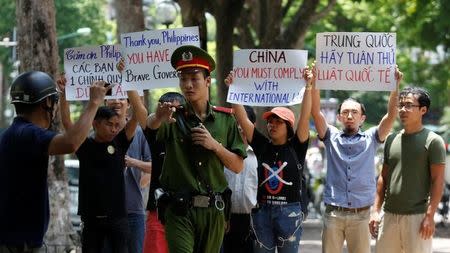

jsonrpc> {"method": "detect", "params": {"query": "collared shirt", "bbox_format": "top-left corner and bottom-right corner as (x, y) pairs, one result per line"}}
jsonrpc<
(224, 146), (258, 214)
(322, 125), (381, 208)
(157, 102), (247, 194)
(124, 127), (151, 215)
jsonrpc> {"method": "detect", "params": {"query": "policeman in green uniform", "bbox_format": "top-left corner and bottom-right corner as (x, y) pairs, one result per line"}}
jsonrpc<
(147, 45), (247, 253)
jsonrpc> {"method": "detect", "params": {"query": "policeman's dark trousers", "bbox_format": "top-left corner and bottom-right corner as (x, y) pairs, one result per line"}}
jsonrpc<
(223, 213), (253, 253)
(81, 216), (129, 253)
(164, 205), (225, 253)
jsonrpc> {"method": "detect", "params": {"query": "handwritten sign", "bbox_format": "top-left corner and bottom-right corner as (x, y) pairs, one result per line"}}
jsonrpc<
(315, 32), (396, 91)
(227, 49), (307, 106)
(64, 45), (140, 101)
(120, 26), (200, 90)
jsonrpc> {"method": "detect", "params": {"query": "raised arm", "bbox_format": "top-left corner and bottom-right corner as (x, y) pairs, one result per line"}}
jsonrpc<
(117, 58), (148, 131)
(377, 66), (403, 142)
(48, 81), (108, 155)
(311, 66), (328, 139)
(146, 102), (177, 130)
(56, 75), (73, 130)
(296, 68), (313, 142)
(127, 90), (148, 130)
(224, 72), (255, 143)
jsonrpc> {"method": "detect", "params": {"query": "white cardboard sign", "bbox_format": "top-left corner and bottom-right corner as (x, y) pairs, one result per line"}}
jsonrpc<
(315, 32), (396, 91)
(227, 49), (308, 106)
(120, 26), (200, 90)
(64, 44), (140, 101)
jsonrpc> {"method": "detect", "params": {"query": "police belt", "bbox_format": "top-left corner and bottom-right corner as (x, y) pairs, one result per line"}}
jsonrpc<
(171, 192), (225, 210)
(193, 194), (225, 210)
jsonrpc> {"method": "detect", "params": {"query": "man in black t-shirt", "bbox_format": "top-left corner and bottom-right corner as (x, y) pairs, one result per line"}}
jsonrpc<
(75, 107), (135, 253)
(58, 76), (146, 253)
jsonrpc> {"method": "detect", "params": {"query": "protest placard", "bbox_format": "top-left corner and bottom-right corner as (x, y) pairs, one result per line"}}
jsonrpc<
(315, 32), (396, 91)
(120, 26), (200, 90)
(64, 44), (140, 101)
(227, 49), (308, 106)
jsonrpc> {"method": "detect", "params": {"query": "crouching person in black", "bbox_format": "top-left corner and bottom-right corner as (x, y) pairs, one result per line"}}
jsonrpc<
(58, 77), (147, 253)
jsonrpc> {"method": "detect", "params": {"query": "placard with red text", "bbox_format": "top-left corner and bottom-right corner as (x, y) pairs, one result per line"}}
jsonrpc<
(315, 32), (396, 91)
(120, 26), (200, 90)
(227, 49), (308, 106)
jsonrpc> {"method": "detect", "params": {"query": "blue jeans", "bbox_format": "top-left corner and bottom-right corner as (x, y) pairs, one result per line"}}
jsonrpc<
(127, 213), (145, 253)
(250, 202), (303, 253)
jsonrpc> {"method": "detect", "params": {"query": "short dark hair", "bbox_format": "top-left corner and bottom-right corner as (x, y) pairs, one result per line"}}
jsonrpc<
(286, 121), (295, 139)
(158, 92), (186, 105)
(337, 97), (366, 115)
(201, 68), (211, 78)
(399, 86), (431, 111)
(94, 106), (119, 121)
(244, 105), (256, 124)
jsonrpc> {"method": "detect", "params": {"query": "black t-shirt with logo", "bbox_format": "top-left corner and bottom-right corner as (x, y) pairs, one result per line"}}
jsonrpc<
(76, 130), (131, 218)
(250, 130), (308, 205)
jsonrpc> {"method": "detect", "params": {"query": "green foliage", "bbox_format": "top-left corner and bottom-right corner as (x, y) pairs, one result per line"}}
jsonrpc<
(441, 106), (450, 126)
(0, 0), (113, 79)
(55, 0), (114, 68)
(304, 0), (449, 125)
(0, 0), (16, 79)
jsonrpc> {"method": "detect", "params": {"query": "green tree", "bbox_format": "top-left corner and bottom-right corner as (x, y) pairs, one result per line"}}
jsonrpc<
(55, 0), (113, 66)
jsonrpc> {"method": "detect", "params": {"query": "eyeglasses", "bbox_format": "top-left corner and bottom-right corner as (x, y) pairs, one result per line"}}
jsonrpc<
(340, 110), (360, 117)
(397, 103), (421, 111)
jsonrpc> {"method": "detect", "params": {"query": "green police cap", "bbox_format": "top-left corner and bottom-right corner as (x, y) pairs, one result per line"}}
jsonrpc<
(171, 45), (215, 73)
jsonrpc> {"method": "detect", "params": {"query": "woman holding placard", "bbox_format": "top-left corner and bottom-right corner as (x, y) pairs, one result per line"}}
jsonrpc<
(224, 67), (313, 253)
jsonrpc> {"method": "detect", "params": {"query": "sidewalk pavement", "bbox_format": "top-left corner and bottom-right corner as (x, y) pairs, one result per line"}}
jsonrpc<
(300, 218), (450, 253)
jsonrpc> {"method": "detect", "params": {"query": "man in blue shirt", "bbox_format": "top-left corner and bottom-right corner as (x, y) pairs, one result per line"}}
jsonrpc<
(311, 67), (403, 253)
(0, 71), (108, 252)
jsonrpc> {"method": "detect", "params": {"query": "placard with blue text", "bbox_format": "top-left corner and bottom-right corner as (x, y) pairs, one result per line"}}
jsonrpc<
(227, 49), (308, 106)
(64, 45), (142, 101)
(315, 32), (396, 91)
(120, 26), (200, 90)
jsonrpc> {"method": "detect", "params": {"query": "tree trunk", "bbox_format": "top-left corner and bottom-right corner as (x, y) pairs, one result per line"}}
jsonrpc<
(114, 0), (152, 108)
(16, 0), (77, 251)
(178, 0), (208, 51)
(208, 0), (244, 106)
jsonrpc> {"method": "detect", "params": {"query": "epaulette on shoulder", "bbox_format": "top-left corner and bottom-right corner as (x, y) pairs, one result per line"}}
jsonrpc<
(212, 106), (233, 115)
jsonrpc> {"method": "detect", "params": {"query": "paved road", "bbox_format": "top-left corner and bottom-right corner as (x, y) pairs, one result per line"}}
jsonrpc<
(300, 218), (450, 253)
